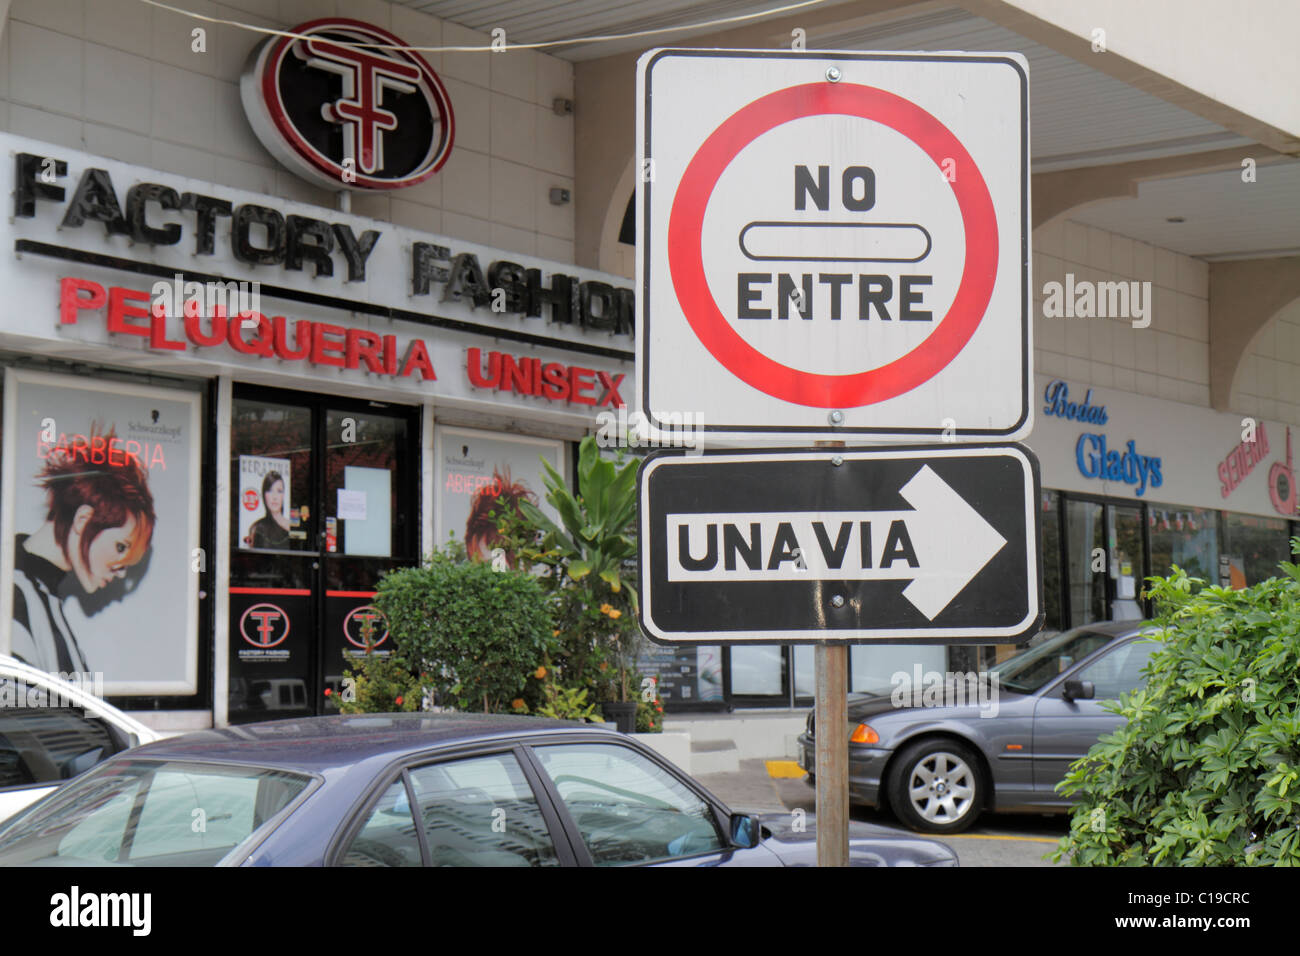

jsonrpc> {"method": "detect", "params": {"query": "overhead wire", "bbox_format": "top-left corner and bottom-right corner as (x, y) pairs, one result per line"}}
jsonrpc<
(135, 0), (832, 53)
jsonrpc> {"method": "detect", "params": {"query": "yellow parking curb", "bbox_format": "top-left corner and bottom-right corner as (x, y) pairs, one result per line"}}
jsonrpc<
(766, 760), (808, 779)
(944, 833), (1060, 843)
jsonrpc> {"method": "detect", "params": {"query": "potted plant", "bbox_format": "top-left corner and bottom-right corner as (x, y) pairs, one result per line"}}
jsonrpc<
(508, 437), (643, 730)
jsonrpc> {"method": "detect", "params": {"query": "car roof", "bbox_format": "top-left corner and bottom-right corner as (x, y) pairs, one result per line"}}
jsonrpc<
(123, 713), (615, 774)
(1074, 620), (1152, 637)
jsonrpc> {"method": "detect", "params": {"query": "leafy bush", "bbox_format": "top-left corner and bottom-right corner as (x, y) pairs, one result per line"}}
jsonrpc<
(373, 553), (552, 714)
(1053, 541), (1300, 866)
(338, 652), (423, 715)
(532, 679), (600, 722)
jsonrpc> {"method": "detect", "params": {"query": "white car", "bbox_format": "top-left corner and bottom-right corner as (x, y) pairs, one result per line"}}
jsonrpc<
(0, 655), (159, 822)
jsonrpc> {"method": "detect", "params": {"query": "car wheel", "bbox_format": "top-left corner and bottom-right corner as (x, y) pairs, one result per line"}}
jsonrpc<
(887, 739), (983, 834)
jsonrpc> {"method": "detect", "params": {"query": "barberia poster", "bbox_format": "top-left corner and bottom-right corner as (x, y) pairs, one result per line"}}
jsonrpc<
(437, 428), (562, 563)
(2, 370), (201, 694)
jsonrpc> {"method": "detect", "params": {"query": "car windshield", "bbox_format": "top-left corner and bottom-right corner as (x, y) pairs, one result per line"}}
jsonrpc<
(0, 759), (311, 867)
(989, 627), (1118, 694)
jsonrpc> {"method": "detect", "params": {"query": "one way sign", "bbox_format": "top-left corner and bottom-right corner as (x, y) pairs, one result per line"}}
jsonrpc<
(638, 444), (1041, 643)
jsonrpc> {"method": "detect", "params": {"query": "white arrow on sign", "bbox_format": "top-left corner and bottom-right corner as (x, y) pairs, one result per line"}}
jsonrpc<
(665, 465), (1006, 620)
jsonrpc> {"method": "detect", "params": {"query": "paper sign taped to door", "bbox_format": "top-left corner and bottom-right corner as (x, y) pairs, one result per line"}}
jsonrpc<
(338, 489), (367, 520)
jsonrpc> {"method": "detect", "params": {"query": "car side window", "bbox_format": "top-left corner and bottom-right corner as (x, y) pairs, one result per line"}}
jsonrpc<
(0, 708), (116, 789)
(339, 780), (423, 868)
(407, 752), (559, 867)
(127, 770), (262, 861)
(532, 743), (723, 866)
(1071, 640), (1159, 699)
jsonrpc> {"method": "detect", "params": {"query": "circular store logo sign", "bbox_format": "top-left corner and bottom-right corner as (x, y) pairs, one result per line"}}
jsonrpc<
(239, 603), (290, 648)
(240, 18), (455, 190)
(343, 605), (389, 650)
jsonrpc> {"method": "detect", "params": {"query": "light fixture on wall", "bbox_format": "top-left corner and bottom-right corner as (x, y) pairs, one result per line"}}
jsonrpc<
(549, 187), (571, 206)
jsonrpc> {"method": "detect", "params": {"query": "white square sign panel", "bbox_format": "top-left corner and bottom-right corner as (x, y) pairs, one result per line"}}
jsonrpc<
(636, 49), (1030, 442)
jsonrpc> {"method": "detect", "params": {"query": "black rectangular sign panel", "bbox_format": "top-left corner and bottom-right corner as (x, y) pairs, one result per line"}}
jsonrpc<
(638, 444), (1042, 644)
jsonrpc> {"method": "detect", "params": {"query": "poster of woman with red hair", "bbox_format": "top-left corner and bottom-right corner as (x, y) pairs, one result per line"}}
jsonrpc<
(436, 427), (563, 564)
(2, 370), (201, 695)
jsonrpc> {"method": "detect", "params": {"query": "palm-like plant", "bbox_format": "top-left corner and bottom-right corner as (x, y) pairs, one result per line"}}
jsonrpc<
(517, 436), (639, 606)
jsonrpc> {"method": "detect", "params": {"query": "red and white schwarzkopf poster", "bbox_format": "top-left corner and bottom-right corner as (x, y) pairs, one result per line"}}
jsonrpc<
(1, 369), (201, 694)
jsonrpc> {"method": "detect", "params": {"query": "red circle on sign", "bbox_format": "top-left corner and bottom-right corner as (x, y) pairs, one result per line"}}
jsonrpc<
(667, 83), (998, 408)
(242, 489), (260, 511)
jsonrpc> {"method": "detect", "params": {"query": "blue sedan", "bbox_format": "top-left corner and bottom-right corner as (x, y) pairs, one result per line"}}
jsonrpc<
(0, 714), (957, 867)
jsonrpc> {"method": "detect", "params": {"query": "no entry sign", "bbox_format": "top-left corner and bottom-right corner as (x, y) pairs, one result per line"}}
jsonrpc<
(638, 445), (1042, 643)
(636, 50), (1030, 442)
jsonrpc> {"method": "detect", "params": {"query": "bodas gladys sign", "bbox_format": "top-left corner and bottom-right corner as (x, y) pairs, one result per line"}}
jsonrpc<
(1028, 374), (1297, 520)
(0, 133), (632, 414)
(241, 18), (455, 191)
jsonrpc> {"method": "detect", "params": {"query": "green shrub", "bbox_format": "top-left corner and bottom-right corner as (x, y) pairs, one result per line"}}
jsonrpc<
(339, 652), (423, 715)
(533, 680), (600, 722)
(373, 554), (553, 714)
(636, 676), (664, 733)
(1052, 540), (1300, 866)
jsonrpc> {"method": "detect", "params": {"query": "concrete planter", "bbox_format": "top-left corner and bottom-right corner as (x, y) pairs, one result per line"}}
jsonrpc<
(630, 732), (692, 775)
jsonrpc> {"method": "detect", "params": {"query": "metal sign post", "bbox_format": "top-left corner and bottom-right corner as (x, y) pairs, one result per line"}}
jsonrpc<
(814, 439), (849, 868)
(815, 643), (849, 867)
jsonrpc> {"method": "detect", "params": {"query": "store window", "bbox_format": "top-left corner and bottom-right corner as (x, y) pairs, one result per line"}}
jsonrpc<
(851, 645), (946, 694)
(729, 646), (784, 698)
(1065, 499), (1106, 626)
(1221, 512), (1292, 587)
(1040, 491), (1063, 632)
(1108, 504), (1144, 621)
(793, 645), (815, 701)
(1148, 505), (1217, 582)
(637, 644), (723, 707)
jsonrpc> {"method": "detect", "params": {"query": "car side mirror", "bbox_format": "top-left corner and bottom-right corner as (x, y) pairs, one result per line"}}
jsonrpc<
(729, 813), (760, 849)
(1062, 679), (1095, 701)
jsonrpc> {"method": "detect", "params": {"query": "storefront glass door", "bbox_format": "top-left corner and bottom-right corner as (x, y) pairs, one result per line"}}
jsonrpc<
(1064, 497), (1150, 627)
(227, 387), (417, 723)
(1066, 499), (1105, 627)
(1107, 505), (1145, 620)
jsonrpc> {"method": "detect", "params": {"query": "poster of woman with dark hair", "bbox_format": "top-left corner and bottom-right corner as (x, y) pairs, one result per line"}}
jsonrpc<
(249, 471), (291, 549)
(238, 456), (293, 550)
(3, 370), (201, 694)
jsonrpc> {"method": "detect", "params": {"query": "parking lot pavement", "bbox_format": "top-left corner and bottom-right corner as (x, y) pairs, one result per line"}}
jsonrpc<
(698, 759), (1068, 866)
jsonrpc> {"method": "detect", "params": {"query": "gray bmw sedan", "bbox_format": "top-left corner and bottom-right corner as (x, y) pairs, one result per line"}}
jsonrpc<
(798, 621), (1160, 833)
